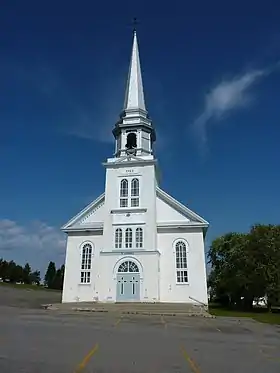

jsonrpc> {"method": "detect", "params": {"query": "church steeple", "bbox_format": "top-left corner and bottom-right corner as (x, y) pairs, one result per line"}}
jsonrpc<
(112, 30), (156, 159)
(123, 30), (146, 112)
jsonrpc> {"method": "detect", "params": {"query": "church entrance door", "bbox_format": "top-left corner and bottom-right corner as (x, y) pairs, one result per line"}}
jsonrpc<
(116, 260), (140, 302)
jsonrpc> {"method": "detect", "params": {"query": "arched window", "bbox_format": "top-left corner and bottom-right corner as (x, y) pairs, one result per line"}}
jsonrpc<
(81, 243), (93, 283)
(135, 227), (143, 248)
(125, 228), (133, 248)
(120, 179), (128, 207)
(131, 178), (139, 207)
(125, 132), (137, 149)
(118, 260), (139, 273)
(175, 241), (188, 283)
(115, 228), (122, 249)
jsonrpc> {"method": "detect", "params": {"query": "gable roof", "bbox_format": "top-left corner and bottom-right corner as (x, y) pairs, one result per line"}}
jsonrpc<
(156, 187), (209, 227)
(61, 193), (105, 232)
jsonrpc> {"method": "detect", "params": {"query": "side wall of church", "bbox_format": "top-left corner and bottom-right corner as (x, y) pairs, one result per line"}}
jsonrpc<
(158, 228), (208, 305)
(62, 232), (103, 303)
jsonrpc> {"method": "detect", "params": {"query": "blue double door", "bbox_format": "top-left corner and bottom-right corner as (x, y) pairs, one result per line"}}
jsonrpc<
(116, 273), (140, 302)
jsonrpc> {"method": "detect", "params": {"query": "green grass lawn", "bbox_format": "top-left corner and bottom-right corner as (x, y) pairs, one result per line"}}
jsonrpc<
(0, 281), (60, 292)
(209, 307), (280, 325)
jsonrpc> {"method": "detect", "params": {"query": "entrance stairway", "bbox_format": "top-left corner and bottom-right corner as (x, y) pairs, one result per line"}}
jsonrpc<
(42, 301), (212, 317)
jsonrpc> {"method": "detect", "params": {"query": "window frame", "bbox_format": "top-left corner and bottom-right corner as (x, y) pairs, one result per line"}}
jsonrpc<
(80, 242), (93, 284)
(130, 178), (140, 207)
(174, 240), (188, 284)
(120, 179), (129, 207)
(125, 228), (133, 248)
(119, 178), (140, 208)
(115, 228), (123, 249)
(135, 227), (143, 248)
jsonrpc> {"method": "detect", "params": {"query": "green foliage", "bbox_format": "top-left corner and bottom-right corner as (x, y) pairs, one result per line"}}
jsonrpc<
(44, 261), (56, 288)
(208, 224), (280, 310)
(0, 258), (40, 285)
(209, 306), (280, 325)
(44, 262), (64, 290)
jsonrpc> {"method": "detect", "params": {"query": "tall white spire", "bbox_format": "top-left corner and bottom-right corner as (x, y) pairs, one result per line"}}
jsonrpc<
(123, 30), (146, 112)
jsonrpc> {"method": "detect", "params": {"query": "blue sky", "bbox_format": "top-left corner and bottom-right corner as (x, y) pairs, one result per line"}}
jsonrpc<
(1, 1), (280, 276)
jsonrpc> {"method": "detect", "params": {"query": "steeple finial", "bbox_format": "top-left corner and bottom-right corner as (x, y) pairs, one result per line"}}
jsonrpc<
(123, 24), (146, 112)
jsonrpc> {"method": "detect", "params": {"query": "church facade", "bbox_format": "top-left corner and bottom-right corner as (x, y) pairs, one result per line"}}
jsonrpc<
(61, 31), (209, 305)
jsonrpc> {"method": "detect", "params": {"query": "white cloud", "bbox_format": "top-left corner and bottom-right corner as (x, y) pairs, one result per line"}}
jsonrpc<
(0, 219), (66, 276)
(192, 68), (269, 150)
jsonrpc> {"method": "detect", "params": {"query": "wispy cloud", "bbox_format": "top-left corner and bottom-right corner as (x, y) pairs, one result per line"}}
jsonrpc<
(0, 219), (65, 275)
(191, 67), (273, 151)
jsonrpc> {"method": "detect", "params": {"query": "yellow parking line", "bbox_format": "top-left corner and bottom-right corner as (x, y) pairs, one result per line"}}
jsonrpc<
(113, 317), (122, 327)
(74, 343), (99, 373)
(181, 346), (201, 373)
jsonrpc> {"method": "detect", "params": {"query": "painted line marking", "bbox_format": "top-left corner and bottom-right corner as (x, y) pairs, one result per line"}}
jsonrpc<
(160, 315), (167, 328)
(203, 318), (221, 332)
(181, 346), (201, 373)
(113, 317), (122, 327)
(74, 343), (99, 373)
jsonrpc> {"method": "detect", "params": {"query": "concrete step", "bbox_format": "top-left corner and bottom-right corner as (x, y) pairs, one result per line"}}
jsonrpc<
(41, 302), (212, 317)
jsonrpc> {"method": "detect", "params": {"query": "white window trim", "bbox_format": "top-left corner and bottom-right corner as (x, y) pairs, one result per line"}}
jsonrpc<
(174, 239), (189, 285)
(119, 179), (129, 208)
(80, 242), (93, 284)
(119, 178), (140, 208)
(114, 226), (144, 250)
(125, 228), (133, 248)
(115, 228), (123, 249)
(135, 227), (143, 248)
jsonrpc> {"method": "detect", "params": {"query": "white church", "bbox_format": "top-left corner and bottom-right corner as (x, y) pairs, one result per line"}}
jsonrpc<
(61, 31), (209, 305)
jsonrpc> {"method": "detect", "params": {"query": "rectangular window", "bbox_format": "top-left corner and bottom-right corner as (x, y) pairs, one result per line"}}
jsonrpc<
(120, 198), (128, 207)
(176, 270), (188, 283)
(81, 271), (91, 283)
(131, 198), (139, 207)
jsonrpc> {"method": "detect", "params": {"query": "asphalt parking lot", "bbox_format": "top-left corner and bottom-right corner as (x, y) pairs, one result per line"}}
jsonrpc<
(0, 304), (280, 373)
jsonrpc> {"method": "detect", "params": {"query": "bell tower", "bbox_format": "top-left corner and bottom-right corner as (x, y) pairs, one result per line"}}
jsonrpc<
(112, 30), (156, 159)
(102, 29), (159, 255)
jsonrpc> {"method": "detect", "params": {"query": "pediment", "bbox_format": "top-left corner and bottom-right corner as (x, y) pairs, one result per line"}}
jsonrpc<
(156, 187), (209, 226)
(61, 193), (105, 231)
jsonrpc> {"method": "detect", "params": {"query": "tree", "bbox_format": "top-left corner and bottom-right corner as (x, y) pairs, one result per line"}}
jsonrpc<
(0, 259), (10, 281)
(23, 263), (32, 284)
(9, 263), (24, 283)
(248, 224), (280, 310)
(44, 261), (56, 288)
(0, 258), (40, 284)
(208, 224), (280, 311)
(51, 265), (65, 290)
(30, 270), (41, 285)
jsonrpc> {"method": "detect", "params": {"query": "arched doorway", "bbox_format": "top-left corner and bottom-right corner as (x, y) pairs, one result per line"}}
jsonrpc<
(116, 260), (140, 302)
